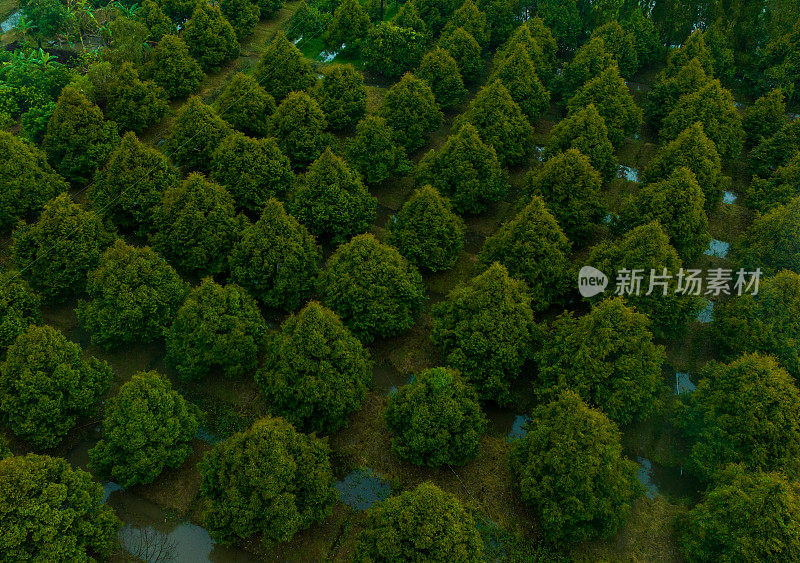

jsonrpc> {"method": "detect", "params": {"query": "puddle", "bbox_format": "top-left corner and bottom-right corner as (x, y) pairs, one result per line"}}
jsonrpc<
(1, 10), (21, 34)
(675, 372), (696, 394)
(195, 428), (222, 444)
(334, 467), (392, 510)
(602, 212), (617, 224)
(292, 35), (303, 45)
(722, 191), (738, 204)
(704, 239), (730, 258)
(318, 43), (344, 63)
(617, 165), (640, 182)
(533, 145), (545, 161)
(637, 457), (660, 499)
(506, 415), (531, 443)
(788, 113), (799, 121)
(734, 101), (745, 109)
(102, 482), (124, 503)
(635, 457), (701, 502)
(696, 300), (714, 323)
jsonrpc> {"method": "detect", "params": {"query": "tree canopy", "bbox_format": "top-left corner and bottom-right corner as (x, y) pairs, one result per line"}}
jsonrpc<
(363, 23), (427, 78)
(543, 104), (616, 182)
(735, 195), (800, 275)
(182, 3), (239, 70)
(215, 73), (276, 138)
(270, 91), (329, 169)
(165, 96), (232, 172)
(346, 116), (411, 185)
(0, 270), (41, 356)
(146, 35), (203, 100)
(379, 73), (443, 152)
(255, 33), (316, 101)
(416, 47), (468, 111)
(316, 64), (367, 130)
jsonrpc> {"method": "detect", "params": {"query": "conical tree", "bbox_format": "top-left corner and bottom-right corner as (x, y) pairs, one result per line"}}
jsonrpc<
(591, 21), (639, 78)
(319, 233), (425, 343)
(743, 88), (787, 148)
(749, 119), (800, 179)
(363, 22), (427, 78)
(165, 278), (267, 380)
(104, 62), (169, 133)
(12, 194), (115, 303)
(137, 0), (175, 41)
(270, 91), (328, 169)
(622, 7), (660, 67)
(557, 36), (615, 100)
(416, 47), (467, 111)
(229, 199), (321, 310)
(379, 72), (443, 152)
(150, 174), (241, 276)
(508, 390), (640, 544)
(567, 63), (642, 148)
(453, 79), (532, 166)
(431, 262), (539, 404)
(619, 167), (710, 262)
(489, 42), (550, 122)
(646, 57), (710, 130)
(735, 196), (800, 276)
(316, 64), (367, 131)
(384, 367), (486, 466)
(495, 19), (556, 85)
(90, 131), (178, 233)
(215, 73), (276, 138)
(416, 122), (508, 214)
(324, 0), (370, 49)
(0, 270), (41, 355)
(42, 87), (118, 186)
(182, 3), (239, 70)
(89, 371), (200, 487)
(443, 0), (488, 47)
(0, 131), (67, 231)
(543, 104), (616, 182)
(391, 1), (429, 39)
(664, 29), (714, 77)
(255, 33), (316, 101)
(479, 195), (571, 311)
(145, 34), (203, 100)
(290, 147), (376, 243)
(438, 26), (483, 84)
(746, 151), (800, 212)
(210, 133), (294, 213)
(346, 116), (411, 185)
(536, 297), (666, 426)
(661, 79), (744, 160)
(588, 221), (702, 339)
(643, 122), (727, 212)
(219, 0), (259, 40)
(526, 148), (604, 245)
(257, 301), (371, 434)
(387, 185), (465, 272)
(165, 96), (232, 172)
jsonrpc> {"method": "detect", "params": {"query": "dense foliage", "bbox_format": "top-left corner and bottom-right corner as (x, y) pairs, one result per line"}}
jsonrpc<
(0, 271), (41, 356)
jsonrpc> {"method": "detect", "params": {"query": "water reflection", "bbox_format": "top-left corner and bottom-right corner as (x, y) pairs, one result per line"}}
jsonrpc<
(334, 467), (392, 511)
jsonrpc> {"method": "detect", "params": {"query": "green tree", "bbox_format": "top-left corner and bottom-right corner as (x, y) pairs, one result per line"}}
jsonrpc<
(479, 196), (571, 311)
(536, 297), (666, 426)
(257, 301), (371, 433)
(416, 47), (468, 111)
(508, 390), (640, 544)
(526, 148), (604, 245)
(661, 79), (744, 160)
(415, 123), (508, 214)
(215, 73), (276, 137)
(146, 34), (204, 100)
(12, 193), (115, 303)
(354, 482), (484, 561)
(567, 63), (642, 148)
(431, 262), (538, 404)
(89, 371), (200, 487)
(89, 131), (178, 233)
(0, 270), (40, 356)
(747, 151), (800, 212)
(0, 131), (67, 232)
(646, 55), (711, 128)
(42, 87), (119, 186)
(749, 119), (800, 179)
(159, 0), (197, 23)
(316, 64), (367, 130)
(619, 167), (710, 262)
(494, 18), (557, 85)
(255, 0), (284, 19)
(557, 36), (615, 101)
(166, 278), (267, 380)
(384, 367), (486, 466)
(18, 0), (68, 45)
(761, 23), (800, 105)
(151, 173), (241, 275)
(363, 22), (427, 78)
(77, 240), (189, 349)
(591, 21), (639, 78)
(137, 0), (175, 41)
(319, 233), (425, 343)
(664, 29), (715, 77)
(199, 416), (336, 545)
(678, 353), (800, 479)
(438, 26), (484, 84)
(379, 72), (443, 152)
(677, 465), (800, 561)
(183, 3), (239, 70)
(453, 79), (532, 166)
(533, 0), (582, 50)
(165, 96), (232, 172)
(290, 147), (376, 243)
(346, 116), (411, 185)
(489, 43), (550, 122)
(477, 0), (516, 46)
(255, 33), (316, 101)
(220, 0), (260, 39)
(543, 104), (616, 182)
(270, 91), (328, 169)
(622, 7), (660, 68)
(589, 221), (702, 339)
(104, 62), (169, 133)
(324, 0), (370, 49)
(391, 1), (429, 39)
(743, 88), (787, 148)
(0, 325), (112, 449)
(210, 133), (294, 213)
(444, 0), (489, 47)
(228, 198), (320, 310)
(735, 196), (800, 276)
(0, 454), (120, 560)
(643, 121), (727, 212)
(387, 185), (465, 272)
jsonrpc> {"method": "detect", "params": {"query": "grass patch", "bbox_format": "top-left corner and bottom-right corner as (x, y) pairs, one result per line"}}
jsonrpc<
(0, 0), (17, 21)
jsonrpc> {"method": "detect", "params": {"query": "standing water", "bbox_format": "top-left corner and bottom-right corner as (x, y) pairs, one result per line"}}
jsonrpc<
(1, 10), (21, 34)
